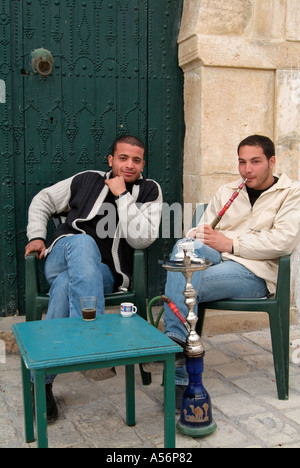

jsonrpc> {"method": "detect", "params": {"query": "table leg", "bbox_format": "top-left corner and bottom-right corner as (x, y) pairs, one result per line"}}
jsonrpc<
(34, 371), (48, 448)
(164, 355), (176, 448)
(125, 365), (135, 426)
(20, 358), (35, 443)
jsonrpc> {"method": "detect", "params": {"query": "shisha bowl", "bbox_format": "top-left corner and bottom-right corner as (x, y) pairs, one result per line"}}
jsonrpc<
(175, 238), (206, 264)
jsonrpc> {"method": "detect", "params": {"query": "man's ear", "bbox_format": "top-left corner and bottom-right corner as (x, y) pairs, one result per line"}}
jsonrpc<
(269, 155), (276, 170)
(108, 155), (113, 167)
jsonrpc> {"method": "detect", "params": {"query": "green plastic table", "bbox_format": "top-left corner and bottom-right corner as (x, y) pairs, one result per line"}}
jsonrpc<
(12, 314), (181, 449)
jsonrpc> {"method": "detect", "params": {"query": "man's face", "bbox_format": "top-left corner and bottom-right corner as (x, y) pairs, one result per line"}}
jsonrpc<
(238, 145), (276, 191)
(108, 142), (145, 184)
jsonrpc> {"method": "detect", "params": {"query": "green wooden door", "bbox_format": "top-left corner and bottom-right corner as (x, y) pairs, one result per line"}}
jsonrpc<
(0, 0), (184, 316)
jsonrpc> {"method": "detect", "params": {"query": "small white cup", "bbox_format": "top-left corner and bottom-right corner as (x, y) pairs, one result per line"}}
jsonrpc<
(120, 302), (137, 317)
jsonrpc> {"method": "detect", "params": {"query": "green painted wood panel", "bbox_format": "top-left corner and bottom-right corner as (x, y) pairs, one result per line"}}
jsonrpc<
(0, 0), (184, 316)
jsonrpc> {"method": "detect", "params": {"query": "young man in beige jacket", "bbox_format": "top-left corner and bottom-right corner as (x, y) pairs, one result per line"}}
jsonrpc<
(163, 134), (300, 408)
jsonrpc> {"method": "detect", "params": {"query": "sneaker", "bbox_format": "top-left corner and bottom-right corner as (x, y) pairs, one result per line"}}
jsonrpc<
(142, 361), (163, 372)
(31, 383), (58, 423)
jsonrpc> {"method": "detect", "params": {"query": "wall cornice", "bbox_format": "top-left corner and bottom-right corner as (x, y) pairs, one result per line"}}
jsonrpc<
(179, 34), (300, 71)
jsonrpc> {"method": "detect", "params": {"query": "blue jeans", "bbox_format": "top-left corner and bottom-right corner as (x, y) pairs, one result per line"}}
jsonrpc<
(44, 234), (115, 319)
(164, 239), (268, 385)
(32, 234), (115, 384)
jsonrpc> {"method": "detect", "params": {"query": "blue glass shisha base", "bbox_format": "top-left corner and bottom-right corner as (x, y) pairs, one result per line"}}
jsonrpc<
(177, 353), (217, 437)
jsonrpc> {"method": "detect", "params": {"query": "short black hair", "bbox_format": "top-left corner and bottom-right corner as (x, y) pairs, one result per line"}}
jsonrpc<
(237, 135), (275, 160)
(111, 135), (146, 156)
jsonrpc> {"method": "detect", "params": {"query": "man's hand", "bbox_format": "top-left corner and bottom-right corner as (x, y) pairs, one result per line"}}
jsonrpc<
(105, 176), (127, 197)
(190, 224), (233, 254)
(24, 239), (46, 260)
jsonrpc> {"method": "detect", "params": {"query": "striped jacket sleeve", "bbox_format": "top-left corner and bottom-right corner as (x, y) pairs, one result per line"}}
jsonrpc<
(115, 180), (163, 249)
(26, 176), (74, 242)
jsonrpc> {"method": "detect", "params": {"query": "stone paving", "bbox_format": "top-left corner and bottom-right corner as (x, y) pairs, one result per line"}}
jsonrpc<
(0, 316), (299, 449)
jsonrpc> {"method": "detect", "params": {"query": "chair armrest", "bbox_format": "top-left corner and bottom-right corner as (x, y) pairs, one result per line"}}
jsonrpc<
(132, 250), (145, 285)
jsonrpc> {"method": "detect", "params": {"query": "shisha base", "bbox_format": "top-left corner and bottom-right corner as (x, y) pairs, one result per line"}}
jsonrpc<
(176, 354), (217, 438)
(177, 417), (217, 438)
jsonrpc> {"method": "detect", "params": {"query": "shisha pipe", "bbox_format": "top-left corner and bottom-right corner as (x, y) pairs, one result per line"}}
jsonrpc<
(162, 247), (217, 437)
(210, 179), (248, 229)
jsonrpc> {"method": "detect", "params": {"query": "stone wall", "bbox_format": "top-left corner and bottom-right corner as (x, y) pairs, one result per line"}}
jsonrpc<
(178, 0), (300, 327)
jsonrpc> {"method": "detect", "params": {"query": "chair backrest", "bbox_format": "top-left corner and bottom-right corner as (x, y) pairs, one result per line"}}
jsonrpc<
(275, 255), (290, 300)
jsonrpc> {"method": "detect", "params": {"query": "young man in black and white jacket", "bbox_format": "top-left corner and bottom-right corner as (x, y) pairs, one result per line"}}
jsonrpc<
(25, 135), (162, 421)
(26, 134), (162, 315)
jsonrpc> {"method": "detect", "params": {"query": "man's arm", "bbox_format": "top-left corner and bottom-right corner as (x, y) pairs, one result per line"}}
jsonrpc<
(24, 239), (46, 259)
(105, 176), (127, 197)
(190, 224), (233, 253)
(115, 180), (163, 249)
(190, 183), (300, 260)
(25, 175), (74, 257)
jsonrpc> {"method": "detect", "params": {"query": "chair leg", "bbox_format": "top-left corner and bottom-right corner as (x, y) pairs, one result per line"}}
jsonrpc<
(136, 294), (152, 385)
(268, 307), (290, 400)
(139, 364), (152, 385)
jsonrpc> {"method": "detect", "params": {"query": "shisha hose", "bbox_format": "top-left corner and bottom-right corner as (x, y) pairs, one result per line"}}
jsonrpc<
(210, 179), (248, 229)
(147, 295), (190, 332)
(161, 295), (191, 332)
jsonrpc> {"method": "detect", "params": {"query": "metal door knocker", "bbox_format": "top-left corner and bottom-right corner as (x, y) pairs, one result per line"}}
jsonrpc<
(31, 48), (54, 76)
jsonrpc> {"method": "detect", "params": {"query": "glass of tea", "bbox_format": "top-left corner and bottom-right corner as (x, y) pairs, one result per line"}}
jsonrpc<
(80, 296), (97, 321)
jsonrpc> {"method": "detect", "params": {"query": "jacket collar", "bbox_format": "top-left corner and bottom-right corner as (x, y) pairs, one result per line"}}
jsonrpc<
(274, 173), (294, 189)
